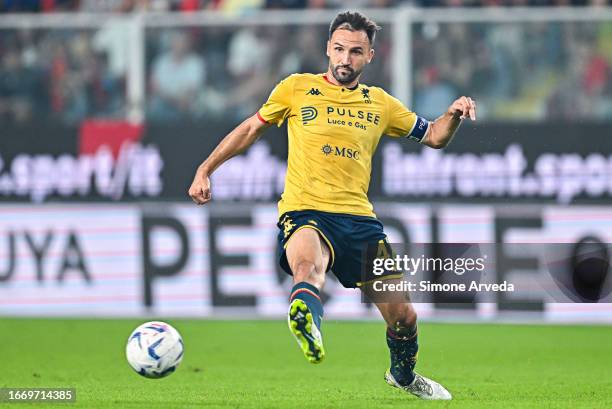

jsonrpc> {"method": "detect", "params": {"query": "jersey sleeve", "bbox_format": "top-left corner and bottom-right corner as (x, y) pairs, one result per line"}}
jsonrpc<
(257, 75), (295, 127)
(384, 93), (430, 143)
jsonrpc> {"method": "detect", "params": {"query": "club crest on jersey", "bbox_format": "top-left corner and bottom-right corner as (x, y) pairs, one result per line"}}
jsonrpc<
(361, 88), (372, 104)
(306, 88), (323, 96)
(301, 106), (318, 124)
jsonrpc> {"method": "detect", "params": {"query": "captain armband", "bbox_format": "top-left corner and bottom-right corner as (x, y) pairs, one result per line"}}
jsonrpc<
(406, 116), (430, 143)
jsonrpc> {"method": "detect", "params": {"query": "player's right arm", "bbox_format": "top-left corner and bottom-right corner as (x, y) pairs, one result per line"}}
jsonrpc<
(188, 75), (295, 205)
(384, 93), (475, 149)
(188, 114), (271, 205)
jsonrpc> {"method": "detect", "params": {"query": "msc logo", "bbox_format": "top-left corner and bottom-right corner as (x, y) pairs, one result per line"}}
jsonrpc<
(306, 88), (323, 96)
(321, 144), (360, 160)
(301, 106), (318, 124)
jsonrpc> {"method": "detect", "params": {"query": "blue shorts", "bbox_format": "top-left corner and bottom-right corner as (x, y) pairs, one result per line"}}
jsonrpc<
(276, 209), (401, 288)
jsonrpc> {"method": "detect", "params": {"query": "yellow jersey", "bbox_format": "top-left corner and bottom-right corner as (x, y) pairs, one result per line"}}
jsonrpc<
(258, 73), (429, 217)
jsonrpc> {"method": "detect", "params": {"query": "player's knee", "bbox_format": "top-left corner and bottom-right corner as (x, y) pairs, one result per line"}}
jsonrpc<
(389, 304), (417, 329)
(292, 260), (325, 288)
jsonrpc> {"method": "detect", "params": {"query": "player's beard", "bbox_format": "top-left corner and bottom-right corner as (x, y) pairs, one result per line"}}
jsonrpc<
(330, 63), (362, 85)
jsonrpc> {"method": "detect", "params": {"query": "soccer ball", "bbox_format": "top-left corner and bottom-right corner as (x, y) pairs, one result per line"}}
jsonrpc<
(126, 321), (184, 378)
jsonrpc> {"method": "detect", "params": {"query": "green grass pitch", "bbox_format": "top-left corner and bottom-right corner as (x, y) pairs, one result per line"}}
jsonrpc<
(1, 318), (611, 408)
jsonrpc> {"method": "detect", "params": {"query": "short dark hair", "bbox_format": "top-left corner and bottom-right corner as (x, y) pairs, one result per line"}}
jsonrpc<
(329, 11), (381, 46)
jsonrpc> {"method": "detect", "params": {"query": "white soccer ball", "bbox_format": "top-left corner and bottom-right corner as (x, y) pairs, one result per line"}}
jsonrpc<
(126, 321), (184, 378)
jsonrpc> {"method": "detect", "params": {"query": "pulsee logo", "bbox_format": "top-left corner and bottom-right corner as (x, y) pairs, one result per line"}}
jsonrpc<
(300, 106), (318, 124)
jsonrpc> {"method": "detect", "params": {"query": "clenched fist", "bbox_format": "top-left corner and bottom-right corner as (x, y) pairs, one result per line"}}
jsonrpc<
(188, 167), (211, 205)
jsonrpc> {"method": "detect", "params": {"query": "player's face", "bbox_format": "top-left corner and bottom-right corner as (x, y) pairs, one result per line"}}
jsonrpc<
(326, 29), (374, 85)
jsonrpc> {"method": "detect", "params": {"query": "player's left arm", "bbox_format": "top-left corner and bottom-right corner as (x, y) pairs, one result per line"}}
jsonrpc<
(421, 96), (476, 149)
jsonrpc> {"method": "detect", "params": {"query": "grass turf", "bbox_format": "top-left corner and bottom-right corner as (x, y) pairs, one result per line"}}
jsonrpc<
(1, 319), (611, 408)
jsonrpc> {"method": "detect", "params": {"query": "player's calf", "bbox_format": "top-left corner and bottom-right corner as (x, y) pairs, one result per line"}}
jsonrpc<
(379, 303), (419, 386)
(386, 324), (418, 384)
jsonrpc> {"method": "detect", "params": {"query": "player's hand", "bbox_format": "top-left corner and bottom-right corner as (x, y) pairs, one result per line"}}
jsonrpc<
(448, 96), (476, 121)
(188, 167), (212, 205)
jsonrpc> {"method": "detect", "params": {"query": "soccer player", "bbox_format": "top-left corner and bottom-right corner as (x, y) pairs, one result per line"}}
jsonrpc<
(189, 11), (476, 401)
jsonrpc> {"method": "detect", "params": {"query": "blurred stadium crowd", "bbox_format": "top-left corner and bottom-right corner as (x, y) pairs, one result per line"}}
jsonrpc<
(1, 1), (611, 13)
(1, 1), (611, 124)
